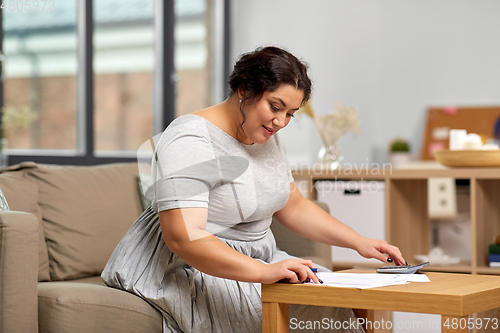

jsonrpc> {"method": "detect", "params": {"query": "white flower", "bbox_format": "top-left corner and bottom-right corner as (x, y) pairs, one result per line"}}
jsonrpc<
(314, 103), (360, 146)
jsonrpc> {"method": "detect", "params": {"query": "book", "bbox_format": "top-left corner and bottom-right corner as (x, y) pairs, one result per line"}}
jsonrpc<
(488, 253), (500, 263)
(489, 244), (500, 254)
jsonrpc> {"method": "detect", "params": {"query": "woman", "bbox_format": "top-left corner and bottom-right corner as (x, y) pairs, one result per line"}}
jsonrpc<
(102, 46), (405, 333)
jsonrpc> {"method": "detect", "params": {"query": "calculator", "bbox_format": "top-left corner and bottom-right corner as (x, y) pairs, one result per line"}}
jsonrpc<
(376, 262), (430, 274)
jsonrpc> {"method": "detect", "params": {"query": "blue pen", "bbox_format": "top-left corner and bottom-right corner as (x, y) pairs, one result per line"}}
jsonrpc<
(309, 267), (323, 284)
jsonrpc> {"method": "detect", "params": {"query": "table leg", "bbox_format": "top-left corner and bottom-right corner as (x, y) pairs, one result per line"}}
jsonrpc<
(352, 309), (375, 333)
(442, 315), (469, 333)
(262, 302), (289, 333)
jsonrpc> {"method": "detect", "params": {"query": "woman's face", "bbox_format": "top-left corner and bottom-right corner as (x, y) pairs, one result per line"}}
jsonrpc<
(239, 84), (304, 145)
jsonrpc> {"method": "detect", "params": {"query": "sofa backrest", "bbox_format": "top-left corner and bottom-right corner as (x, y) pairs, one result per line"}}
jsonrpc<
(0, 162), (50, 281)
(0, 162), (143, 281)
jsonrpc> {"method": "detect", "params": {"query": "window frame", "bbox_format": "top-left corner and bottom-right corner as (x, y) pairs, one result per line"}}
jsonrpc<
(0, 0), (230, 166)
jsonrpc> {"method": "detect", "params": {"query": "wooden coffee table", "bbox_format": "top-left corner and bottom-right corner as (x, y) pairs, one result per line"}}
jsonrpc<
(262, 270), (500, 333)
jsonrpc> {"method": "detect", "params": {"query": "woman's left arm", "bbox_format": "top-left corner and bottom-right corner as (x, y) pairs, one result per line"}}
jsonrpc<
(273, 182), (406, 265)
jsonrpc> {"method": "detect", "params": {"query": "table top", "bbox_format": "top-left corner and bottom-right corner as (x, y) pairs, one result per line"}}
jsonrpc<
(291, 161), (500, 179)
(261, 271), (500, 316)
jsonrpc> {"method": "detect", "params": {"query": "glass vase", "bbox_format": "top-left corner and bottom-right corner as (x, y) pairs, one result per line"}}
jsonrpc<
(317, 143), (343, 170)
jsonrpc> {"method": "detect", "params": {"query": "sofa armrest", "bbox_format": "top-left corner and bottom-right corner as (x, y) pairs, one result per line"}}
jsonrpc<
(271, 200), (332, 270)
(0, 211), (39, 333)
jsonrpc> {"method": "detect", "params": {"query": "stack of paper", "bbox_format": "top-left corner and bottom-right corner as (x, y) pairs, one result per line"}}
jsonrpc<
(307, 273), (430, 289)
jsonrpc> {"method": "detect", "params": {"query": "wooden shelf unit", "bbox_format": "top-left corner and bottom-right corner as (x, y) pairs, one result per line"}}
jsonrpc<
(292, 165), (500, 275)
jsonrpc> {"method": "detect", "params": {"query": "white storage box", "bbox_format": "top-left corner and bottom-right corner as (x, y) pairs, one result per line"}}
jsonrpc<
(315, 180), (385, 264)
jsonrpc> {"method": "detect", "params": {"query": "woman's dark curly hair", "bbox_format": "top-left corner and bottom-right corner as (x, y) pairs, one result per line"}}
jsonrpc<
(228, 46), (312, 139)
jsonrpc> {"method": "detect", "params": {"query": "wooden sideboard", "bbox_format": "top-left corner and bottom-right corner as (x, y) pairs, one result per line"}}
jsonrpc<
(292, 162), (500, 275)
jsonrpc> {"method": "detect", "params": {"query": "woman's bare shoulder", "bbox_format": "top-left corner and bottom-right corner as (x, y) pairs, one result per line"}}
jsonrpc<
(191, 105), (226, 125)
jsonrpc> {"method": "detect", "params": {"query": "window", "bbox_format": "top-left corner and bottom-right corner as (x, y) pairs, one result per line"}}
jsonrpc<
(3, 1), (78, 151)
(93, 0), (154, 153)
(175, 0), (213, 117)
(1, 0), (229, 166)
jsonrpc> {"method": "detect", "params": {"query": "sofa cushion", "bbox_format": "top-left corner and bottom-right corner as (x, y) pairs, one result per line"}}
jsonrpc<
(0, 162), (50, 281)
(38, 279), (162, 333)
(28, 163), (143, 281)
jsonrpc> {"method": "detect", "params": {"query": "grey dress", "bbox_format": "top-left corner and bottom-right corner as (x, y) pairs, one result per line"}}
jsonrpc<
(101, 115), (363, 333)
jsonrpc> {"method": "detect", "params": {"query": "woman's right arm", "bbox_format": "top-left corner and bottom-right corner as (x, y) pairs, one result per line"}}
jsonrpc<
(159, 207), (321, 284)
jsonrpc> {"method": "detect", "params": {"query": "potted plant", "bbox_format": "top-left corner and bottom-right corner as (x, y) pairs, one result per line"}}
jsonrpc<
(0, 105), (38, 168)
(388, 138), (411, 168)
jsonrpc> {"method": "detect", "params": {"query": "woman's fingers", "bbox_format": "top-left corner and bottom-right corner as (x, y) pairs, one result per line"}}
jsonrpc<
(359, 239), (406, 266)
(292, 260), (321, 284)
(379, 245), (405, 265)
(285, 270), (299, 283)
(278, 259), (321, 284)
(296, 265), (310, 283)
(386, 245), (405, 265)
(372, 249), (394, 264)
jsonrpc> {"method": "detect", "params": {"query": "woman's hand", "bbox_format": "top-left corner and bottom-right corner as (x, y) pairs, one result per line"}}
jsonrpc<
(258, 259), (321, 284)
(355, 237), (406, 265)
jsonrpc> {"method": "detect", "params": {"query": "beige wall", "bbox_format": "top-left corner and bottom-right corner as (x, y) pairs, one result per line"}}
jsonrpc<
(230, 0), (500, 165)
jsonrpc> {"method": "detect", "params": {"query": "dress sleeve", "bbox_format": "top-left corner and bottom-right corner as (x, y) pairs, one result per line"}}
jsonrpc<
(151, 120), (220, 212)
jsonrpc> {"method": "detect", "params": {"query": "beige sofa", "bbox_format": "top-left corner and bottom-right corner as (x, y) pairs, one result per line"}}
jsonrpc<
(0, 162), (331, 333)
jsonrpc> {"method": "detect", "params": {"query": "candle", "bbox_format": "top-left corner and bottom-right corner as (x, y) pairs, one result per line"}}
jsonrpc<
(449, 129), (467, 150)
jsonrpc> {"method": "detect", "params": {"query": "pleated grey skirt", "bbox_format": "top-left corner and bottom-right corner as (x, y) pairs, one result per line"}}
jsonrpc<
(101, 207), (364, 333)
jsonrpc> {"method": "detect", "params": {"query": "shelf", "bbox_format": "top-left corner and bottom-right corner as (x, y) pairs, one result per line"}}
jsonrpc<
(292, 165), (500, 181)
(422, 265), (473, 274)
(476, 267), (500, 275)
(296, 167), (500, 277)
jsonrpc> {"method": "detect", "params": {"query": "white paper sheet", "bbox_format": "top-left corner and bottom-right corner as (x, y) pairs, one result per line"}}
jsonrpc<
(404, 274), (431, 283)
(306, 273), (430, 289)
